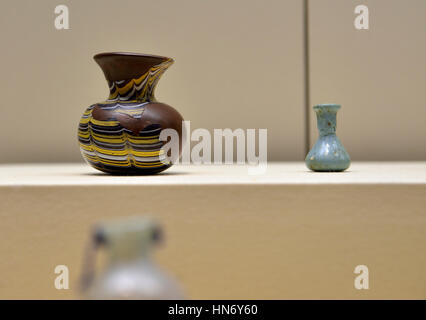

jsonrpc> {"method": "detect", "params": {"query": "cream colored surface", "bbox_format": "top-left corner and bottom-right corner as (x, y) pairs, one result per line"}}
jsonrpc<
(309, 0), (426, 160)
(0, 162), (426, 186)
(0, 0), (304, 163)
(0, 163), (425, 299)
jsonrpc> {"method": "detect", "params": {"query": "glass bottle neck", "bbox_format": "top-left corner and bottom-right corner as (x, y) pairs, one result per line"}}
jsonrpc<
(316, 111), (337, 136)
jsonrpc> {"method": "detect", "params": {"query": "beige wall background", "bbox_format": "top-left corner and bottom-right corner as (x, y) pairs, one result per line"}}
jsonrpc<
(0, 0), (425, 163)
(0, 0), (305, 163)
(309, 0), (426, 160)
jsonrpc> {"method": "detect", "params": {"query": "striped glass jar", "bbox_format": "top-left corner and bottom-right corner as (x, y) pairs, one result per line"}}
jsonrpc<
(78, 52), (184, 174)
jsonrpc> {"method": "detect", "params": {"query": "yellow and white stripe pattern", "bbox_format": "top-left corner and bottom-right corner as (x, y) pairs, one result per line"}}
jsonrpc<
(107, 59), (173, 102)
(78, 60), (174, 174)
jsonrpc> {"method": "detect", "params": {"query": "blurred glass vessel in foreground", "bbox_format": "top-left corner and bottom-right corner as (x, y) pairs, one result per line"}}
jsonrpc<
(80, 217), (184, 299)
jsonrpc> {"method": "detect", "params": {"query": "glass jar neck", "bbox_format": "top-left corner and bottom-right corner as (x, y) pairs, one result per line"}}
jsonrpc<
(106, 75), (159, 102)
(101, 58), (173, 102)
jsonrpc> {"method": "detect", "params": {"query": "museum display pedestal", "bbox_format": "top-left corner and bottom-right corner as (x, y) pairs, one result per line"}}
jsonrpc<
(0, 162), (425, 299)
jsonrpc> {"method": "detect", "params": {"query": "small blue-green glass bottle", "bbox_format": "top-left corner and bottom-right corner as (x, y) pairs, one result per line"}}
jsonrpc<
(305, 104), (350, 172)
